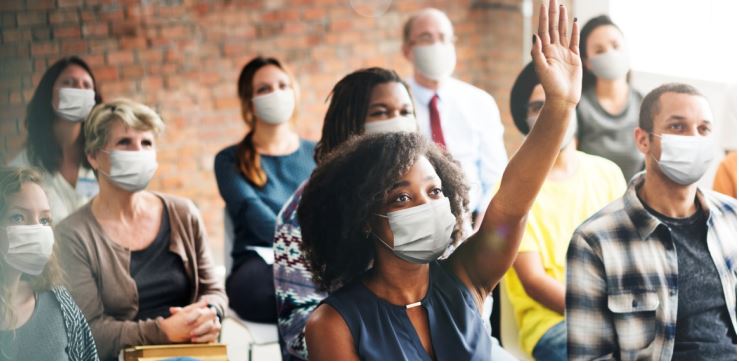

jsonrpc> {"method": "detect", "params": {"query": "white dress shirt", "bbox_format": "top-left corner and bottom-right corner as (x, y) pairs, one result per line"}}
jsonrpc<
(408, 77), (508, 212)
(9, 149), (99, 223)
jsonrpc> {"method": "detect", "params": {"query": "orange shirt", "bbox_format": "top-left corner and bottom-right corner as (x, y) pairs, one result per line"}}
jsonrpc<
(713, 151), (737, 198)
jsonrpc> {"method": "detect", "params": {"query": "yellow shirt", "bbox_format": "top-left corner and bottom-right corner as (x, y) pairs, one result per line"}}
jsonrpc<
(502, 151), (626, 355)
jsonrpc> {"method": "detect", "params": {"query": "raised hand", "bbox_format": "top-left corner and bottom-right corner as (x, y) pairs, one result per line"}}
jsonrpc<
(532, 0), (582, 106)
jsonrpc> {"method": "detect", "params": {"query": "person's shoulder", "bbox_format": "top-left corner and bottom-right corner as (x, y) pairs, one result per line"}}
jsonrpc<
(155, 192), (200, 219)
(578, 151), (623, 177)
(572, 196), (629, 243)
(300, 138), (317, 149)
(7, 148), (30, 167)
(449, 78), (494, 99)
(214, 144), (239, 162)
(702, 189), (737, 215)
(55, 201), (93, 236)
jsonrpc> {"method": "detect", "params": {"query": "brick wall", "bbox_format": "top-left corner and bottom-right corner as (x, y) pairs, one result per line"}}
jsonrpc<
(0, 0), (530, 265)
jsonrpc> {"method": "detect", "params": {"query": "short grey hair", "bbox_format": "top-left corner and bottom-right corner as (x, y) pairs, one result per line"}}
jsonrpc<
(84, 98), (165, 155)
(402, 8), (453, 45)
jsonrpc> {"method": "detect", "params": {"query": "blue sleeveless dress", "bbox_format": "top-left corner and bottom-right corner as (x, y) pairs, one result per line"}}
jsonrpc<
(323, 261), (492, 360)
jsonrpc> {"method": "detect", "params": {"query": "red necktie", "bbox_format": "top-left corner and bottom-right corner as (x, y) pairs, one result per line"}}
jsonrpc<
(429, 94), (446, 147)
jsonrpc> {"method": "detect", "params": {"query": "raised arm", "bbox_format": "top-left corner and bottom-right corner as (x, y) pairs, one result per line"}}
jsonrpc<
(450, 0), (582, 301)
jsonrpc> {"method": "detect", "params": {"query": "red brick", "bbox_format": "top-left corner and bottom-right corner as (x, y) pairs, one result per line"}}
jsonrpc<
(1, 3), (22, 12)
(17, 12), (46, 27)
(106, 50), (134, 65)
(120, 36), (146, 49)
(31, 26), (51, 40)
(60, 39), (87, 54)
(30, 42), (57, 56)
(120, 65), (144, 79)
(58, 0), (84, 7)
(49, 10), (79, 24)
(82, 23), (109, 38)
(136, 50), (158, 64)
(160, 25), (189, 39)
(84, 53), (105, 67)
(141, 76), (163, 91)
(27, 0), (56, 10)
(53, 25), (81, 38)
(2, 29), (32, 42)
(94, 66), (118, 81)
(1, 13), (17, 28)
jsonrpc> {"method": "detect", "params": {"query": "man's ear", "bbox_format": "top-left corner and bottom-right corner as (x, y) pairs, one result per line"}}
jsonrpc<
(402, 43), (412, 61)
(634, 127), (651, 155)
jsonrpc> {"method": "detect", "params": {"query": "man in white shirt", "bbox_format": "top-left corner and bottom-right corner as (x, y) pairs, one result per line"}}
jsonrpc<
(402, 8), (508, 214)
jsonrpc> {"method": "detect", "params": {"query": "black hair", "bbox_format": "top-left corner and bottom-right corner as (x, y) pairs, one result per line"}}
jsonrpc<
(298, 132), (469, 292)
(26, 56), (102, 172)
(639, 83), (704, 132)
(314, 67), (411, 164)
(509, 61), (539, 135)
(578, 15), (626, 90)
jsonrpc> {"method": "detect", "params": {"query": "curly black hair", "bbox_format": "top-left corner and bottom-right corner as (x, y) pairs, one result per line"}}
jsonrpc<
(298, 132), (470, 292)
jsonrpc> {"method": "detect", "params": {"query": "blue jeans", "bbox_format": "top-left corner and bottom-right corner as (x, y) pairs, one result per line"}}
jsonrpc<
(532, 321), (567, 361)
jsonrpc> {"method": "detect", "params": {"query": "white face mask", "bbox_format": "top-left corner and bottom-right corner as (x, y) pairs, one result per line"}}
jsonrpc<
(652, 134), (714, 185)
(252, 89), (295, 125)
(374, 197), (456, 264)
(3, 224), (54, 276)
(54, 88), (96, 122)
(99, 150), (158, 192)
(364, 116), (418, 135)
(412, 42), (456, 81)
(588, 49), (630, 81)
(526, 111), (578, 151)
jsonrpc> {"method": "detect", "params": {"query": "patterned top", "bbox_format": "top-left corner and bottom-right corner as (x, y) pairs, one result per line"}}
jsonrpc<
(273, 183), (326, 360)
(565, 172), (737, 361)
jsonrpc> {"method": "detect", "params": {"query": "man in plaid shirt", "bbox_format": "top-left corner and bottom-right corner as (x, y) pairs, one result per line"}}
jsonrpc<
(566, 83), (737, 361)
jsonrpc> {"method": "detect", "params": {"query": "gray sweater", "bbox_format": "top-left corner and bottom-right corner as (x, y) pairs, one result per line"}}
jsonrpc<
(576, 87), (644, 181)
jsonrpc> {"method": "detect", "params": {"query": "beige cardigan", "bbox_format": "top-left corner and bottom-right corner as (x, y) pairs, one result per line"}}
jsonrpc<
(56, 192), (227, 360)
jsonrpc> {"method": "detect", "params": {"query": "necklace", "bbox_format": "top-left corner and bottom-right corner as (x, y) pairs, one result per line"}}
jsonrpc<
(405, 301), (422, 309)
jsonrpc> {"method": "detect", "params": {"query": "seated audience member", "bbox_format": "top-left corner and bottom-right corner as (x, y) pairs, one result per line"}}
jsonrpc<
(301, 3), (581, 358)
(401, 7), (508, 216)
(713, 150), (736, 198)
(566, 83), (737, 361)
(215, 56), (315, 324)
(576, 15), (644, 180)
(502, 61), (626, 360)
(56, 99), (227, 360)
(9, 56), (103, 222)
(274, 67), (417, 360)
(0, 166), (98, 360)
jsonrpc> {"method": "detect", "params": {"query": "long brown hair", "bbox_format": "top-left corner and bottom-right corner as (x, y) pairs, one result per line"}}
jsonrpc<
(236, 56), (297, 188)
(0, 167), (63, 332)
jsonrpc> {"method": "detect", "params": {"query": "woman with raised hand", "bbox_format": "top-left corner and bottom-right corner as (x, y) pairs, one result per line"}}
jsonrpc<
(274, 67), (417, 360)
(56, 99), (226, 360)
(215, 56), (315, 324)
(10, 56), (103, 222)
(576, 15), (644, 180)
(300, 1), (582, 359)
(0, 166), (98, 361)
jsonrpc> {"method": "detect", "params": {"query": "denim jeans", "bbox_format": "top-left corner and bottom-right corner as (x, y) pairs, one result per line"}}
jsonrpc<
(532, 321), (567, 361)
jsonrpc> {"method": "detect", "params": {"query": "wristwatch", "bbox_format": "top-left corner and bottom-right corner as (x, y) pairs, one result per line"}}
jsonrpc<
(207, 303), (223, 323)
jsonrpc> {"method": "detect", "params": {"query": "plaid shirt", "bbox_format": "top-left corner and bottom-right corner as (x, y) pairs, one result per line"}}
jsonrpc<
(566, 172), (737, 360)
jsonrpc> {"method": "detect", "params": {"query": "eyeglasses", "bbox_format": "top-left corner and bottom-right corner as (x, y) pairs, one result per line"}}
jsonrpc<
(411, 32), (457, 46)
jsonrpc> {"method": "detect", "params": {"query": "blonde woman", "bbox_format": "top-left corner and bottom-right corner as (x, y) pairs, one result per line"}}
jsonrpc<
(56, 99), (227, 360)
(0, 166), (98, 360)
(215, 56), (315, 323)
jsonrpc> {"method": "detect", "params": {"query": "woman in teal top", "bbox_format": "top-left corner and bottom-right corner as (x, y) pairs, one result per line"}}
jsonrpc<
(214, 56), (315, 323)
(299, 3), (583, 359)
